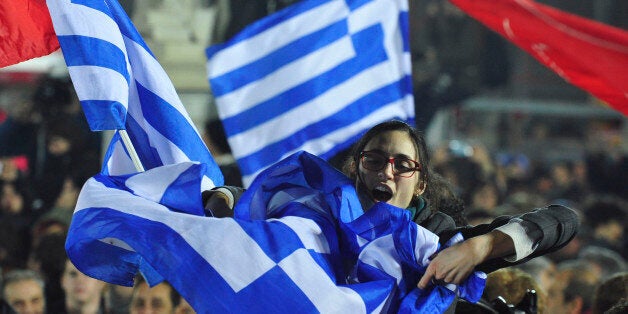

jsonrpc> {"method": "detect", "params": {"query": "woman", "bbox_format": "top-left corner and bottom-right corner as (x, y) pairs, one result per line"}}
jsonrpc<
(341, 120), (579, 288)
(204, 119), (579, 295)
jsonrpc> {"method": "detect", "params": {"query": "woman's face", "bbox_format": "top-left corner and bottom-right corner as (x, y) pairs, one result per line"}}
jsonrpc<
(358, 130), (424, 209)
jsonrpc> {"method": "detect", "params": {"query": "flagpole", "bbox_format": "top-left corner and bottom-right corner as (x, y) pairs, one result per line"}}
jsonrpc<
(118, 129), (145, 172)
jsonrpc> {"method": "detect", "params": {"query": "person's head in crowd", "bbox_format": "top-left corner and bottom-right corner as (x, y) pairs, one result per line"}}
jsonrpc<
(581, 194), (626, 253)
(1, 269), (46, 314)
(546, 260), (598, 314)
(27, 232), (68, 309)
(436, 155), (484, 206)
(571, 158), (589, 188)
(52, 177), (81, 211)
(0, 156), (27, 184)
(342, 120), (429, 211)
(550, 160), (573, 189)
(592, 272), (628, 314)
(424, 171), (467, 226)
(46, 117), (84, 157)
(495, 152), (531, 188)
(513, 256), (556, 295)
(130, 276), (181, 314)
(578, 245), (626, 282)
(468, 180), (501, 213)
(0, 181), (30, 216)
(30, 207), (71, 248)
(61, 259), (107, 314)
(0, 219), (28, 271)
(106, 284), (135, 314)
(482, 267), (546, 314)
(32, 75), (73, 120)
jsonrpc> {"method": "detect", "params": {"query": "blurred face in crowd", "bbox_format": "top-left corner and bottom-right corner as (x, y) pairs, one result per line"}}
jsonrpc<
(0, 183), (24, 215)
(2, 279), (46, 314)
(358, 130), (424, 209)
(47, 135), (71, 156)
(130, 282), (176, 314)
(61, 260), (107, 308)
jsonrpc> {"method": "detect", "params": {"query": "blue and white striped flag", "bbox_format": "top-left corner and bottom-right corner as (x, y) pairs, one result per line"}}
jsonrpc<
(67, 151), (485, 313)
(47, 0), (223, 189)
(206, 0), (415, 186)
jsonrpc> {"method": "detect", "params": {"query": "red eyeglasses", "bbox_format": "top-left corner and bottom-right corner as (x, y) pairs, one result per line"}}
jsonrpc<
(360, 151), (422, 178)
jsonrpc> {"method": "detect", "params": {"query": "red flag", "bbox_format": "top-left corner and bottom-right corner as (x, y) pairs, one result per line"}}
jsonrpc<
(450, 0), (628, 116)
(0, 0), (59, 67)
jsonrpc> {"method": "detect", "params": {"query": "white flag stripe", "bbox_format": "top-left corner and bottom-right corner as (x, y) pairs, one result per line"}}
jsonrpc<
(76, 178), (276, 292)
(105, 140), (136, 176)
(215, 36), (356, 118)
(279, 249), (367, 313)
(68, 66), (129, 105)
(208, 0), (348, 77)
(99, 237), (135, 251)
(240, 96), (413, 186)
(125, 162), (195, 203)
(48, 0), (126, 52)
(228, 60), (404, 159)
(346, 0), (391, 32)
(268, 216), (331, 254)
(358, 236), (404, 283)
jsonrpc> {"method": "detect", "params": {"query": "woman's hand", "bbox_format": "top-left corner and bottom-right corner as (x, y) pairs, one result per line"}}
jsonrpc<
(417, 230), (514, 289)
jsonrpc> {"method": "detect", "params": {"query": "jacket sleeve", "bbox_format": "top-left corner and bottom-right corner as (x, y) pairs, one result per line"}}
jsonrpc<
(438, 204), (580, 273)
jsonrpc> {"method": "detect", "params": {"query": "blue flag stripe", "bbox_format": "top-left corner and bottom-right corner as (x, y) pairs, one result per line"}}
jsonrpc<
(235, 77), (412, 176)
(58, 35), (130, 79)
(219, 24), (386, 136)
(209, 19), (348, 97)
(80, 100), (127, 131)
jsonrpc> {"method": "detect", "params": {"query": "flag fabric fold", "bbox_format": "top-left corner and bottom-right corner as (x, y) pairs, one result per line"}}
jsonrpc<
(67, 151), (485, 313)
(46, 0), (223, 189)
(206, 0), (415, 187)
(450, 0), (628, 116)
(0, 0), (60, 67)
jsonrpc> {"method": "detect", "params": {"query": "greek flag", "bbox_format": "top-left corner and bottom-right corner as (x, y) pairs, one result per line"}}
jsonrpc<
(67, 151), (485, 313)
(47, 0), (223, 188)
(206, 0), (415, 187)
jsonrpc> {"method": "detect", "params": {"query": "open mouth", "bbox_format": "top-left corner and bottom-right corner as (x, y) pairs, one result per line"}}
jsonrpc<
(371, 185), (393, 202)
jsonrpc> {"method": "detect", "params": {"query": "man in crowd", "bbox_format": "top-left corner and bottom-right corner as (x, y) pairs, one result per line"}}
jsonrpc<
(130, 276), (195, 314)
(1, 269), (46, 314)
(56, 259), (108, 314)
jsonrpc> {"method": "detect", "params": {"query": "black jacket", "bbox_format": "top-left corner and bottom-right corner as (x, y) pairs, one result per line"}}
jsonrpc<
(414, 204), (579, 274)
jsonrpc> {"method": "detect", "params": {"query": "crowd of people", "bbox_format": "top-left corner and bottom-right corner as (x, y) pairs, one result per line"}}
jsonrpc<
(1, 74), (626, 314)
(421, 138), (627, 313)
